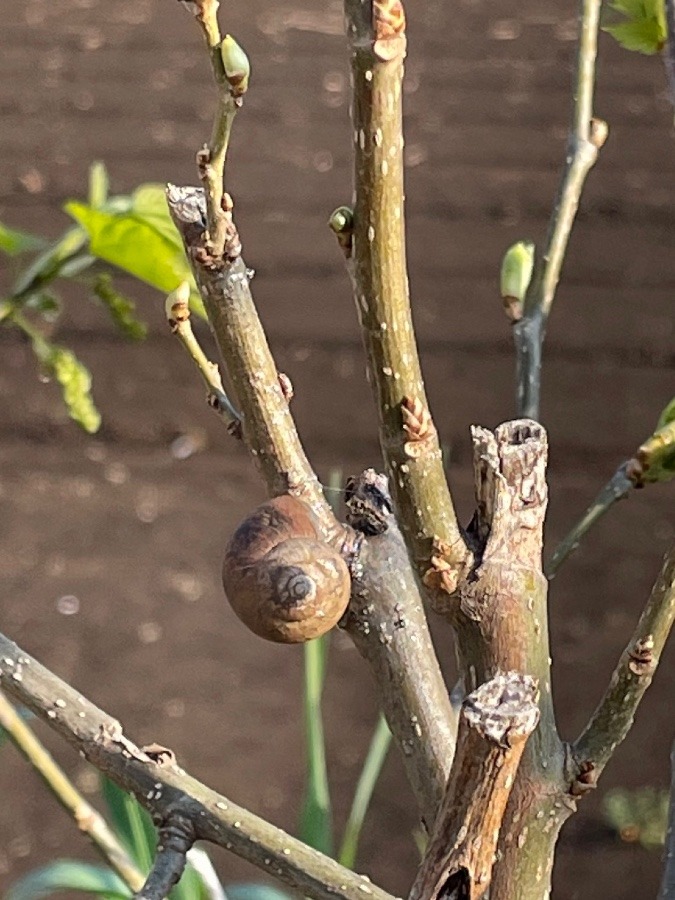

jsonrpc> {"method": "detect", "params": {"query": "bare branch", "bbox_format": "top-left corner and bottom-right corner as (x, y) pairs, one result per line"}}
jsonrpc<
(572, 547), (675, 782)
(409, 673), (540, 900)
(134, 815), (194, 900)
(0, 632), (396, 900)
(341, 0), (469, 597)
(661, 741), (675, 900)
(545, 463), (633, 578)
(165, 282), (242, 434)
(344, 470), (457, 828)
(514, 0), (606, 419)
(0, 691), (144, 893)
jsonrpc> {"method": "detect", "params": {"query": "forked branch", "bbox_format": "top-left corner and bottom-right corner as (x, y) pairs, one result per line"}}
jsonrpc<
(0, 632), (395, 900)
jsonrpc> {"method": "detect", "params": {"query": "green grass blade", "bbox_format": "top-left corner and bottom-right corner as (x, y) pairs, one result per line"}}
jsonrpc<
(338, 714), (392, 870)
(298, 633), (333, 855)
(5, 860), (131, 900)
(100, 777), (155, 873)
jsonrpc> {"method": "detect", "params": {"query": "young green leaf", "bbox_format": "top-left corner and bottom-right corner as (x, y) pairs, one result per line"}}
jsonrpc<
(5, 861), (131, 900)
(0, 222), (45, 257)
(131, 184), (185, 251)
(657, 396), (675, 429)
(92, 274), (147, 341)
(88, 161), (110, 210)
(65, 202), (193, 295)
(12, 227), (88, 299)
(603, 0), (666, 54)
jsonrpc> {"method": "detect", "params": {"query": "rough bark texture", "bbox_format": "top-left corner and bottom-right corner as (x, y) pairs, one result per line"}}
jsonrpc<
(409, 673), (540, 900)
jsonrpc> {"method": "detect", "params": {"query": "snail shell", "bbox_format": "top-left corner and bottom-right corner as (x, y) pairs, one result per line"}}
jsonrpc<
(222, 495), (352, 643)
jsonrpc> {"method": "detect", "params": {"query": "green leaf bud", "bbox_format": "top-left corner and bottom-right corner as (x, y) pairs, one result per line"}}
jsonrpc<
(500, 240), (535, 322)
(220, 35), (251, 98)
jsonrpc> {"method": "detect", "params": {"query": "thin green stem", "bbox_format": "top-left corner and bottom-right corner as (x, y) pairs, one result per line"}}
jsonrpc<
(514, 0), (605, 420)
(0, 691), (145, 892)
(166, 284), (241, 430)
(545, 464), (633, 578)
(338, 714), (391, 870)
(343, 0), (468, 593)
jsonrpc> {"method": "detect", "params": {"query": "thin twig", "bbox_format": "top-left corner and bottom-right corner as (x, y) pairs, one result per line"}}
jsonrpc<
(514, 0), (606, 419)
(165, 282), (242, 433)
(134, 815), (195, 900)
(0, 632), (397, 900)
(573, 548), (675, 782)
(661, 741), (675, 899)
(409, 673), (540, 900)
(341, 0), (469, 598)
(545, 463), (633, 578)
(0, 690), (144, 892)
(169, 2), (337, 532)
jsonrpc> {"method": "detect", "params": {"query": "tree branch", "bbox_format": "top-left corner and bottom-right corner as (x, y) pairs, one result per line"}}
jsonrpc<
(341, 0), (469, 598)
(134, 815), (195, 900)
(572, 547), (675, 782)
(449, 420), (568, 899)
(513, 0), (606, 419)
(0, 632), (396, 900)
(169, 3), (337, 534)
(545, 463), (633, 578)
(343, 469), (457, 829)
(0, 690), (144, 893)
(661, 741), (675, 900)
(409, 673), (540, 900)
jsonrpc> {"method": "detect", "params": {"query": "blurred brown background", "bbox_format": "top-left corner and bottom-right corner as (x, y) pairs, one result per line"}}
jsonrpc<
(0, 0), (674, 897)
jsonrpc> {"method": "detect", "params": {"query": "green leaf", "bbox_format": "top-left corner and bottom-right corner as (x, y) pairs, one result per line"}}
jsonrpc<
(88, 161), (110, 209)
(338, 714), (392, 869)
(0, 222), (45, 257)
(131, 184), (185, 252)
(657, 396), (675, 429)
(603, 18), (665, 53)
(177, 849), (225, 900)
(92, 274), (147, 341)
(12, 227), (88, 299)
(225, 887), (294, 900)
(100, 777), (156, 873)
(65, 201), (192, 295)
(299, 634), (333, 856)
(603, 0), (666, 53)
(5, 861), (131, 900)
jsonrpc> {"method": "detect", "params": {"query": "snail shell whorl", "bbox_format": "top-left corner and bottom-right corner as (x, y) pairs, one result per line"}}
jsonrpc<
(222, 495), (352, 643)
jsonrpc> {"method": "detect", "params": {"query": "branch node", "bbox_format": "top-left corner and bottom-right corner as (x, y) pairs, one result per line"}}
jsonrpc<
(345, 469), (392, 536)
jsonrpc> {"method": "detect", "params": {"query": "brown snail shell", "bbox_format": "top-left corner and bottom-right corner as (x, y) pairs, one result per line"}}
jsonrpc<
(222, 495), (352, 643)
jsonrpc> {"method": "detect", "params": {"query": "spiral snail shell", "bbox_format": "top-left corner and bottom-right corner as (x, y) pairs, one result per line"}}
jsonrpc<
(222, 495), (352, 643)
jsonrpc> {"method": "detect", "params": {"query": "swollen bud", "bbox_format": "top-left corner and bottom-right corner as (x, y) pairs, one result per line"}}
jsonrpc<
(500, 240), (535, 322)
(165, 281), (191, 325)
(220, 35), (251, 98)
(328, 206), (354, 258)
